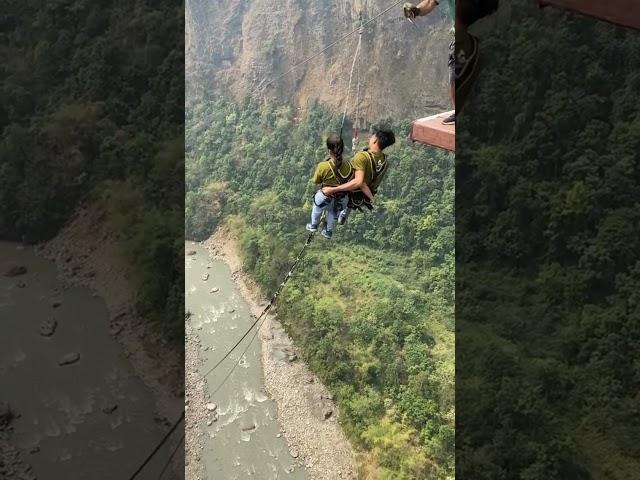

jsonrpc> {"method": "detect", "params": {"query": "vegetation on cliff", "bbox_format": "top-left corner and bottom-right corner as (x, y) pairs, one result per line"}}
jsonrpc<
(186, 97), (455, 479)
(1, 1), (184, 339)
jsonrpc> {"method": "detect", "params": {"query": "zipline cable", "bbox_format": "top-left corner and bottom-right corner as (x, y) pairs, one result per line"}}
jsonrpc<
(354, 42), (361, 148)
(157, 432), (185, 480)
(126, 411), (185, 480)
(202, 232), (315, 380)
(210, 306), (267, 397)
(340, 26), (363, 136)
(207, 230), (316, 398)
(250, 0), (406, 98)
(126, 231), (313, 480)
(128, 3), (410, 478)
(127, 172), (312, 480)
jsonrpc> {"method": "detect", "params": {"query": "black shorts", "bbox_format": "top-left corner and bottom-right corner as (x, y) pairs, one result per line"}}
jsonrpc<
(449, 34), (479, 87)
(448, 38), (455, 83)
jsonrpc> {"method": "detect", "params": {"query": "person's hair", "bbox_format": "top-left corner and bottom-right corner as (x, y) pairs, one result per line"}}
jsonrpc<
(326, 134), (344, 168)
(374, 129), (395, 150)
(457, 0), (499, 26)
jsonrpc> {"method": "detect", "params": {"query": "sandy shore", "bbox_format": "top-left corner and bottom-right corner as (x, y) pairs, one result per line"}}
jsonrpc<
(37, 204), (185, 477)
(202, 226), (357, 480)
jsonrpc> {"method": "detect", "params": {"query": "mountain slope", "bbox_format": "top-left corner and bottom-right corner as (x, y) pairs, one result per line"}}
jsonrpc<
(186, 0), (452, 122)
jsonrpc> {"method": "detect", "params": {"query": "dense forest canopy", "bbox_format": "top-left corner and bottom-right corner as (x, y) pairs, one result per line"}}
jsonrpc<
(1, 0), (184, 339)
(457, 3), (640, 478)
(186, 97), (455, 479)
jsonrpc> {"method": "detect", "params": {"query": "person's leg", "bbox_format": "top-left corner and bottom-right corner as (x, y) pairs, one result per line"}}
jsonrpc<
(337, 195), (351, 225)
(323, 198), (338, 238)
(450, 78), (455, 107)
(307, 190), (329, 231)
(443, 62), (456, 125)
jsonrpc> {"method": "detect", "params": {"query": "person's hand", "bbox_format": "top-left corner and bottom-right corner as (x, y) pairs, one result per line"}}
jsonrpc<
(403, 3), (420, 20)
(321, 186), (334, 196)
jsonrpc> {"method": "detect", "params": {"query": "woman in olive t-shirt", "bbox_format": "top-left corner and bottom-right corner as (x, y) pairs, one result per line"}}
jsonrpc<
(306, 134), (353, 239)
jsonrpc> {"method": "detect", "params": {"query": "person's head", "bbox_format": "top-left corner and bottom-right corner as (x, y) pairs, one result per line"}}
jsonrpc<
(457, 0), (499, 27)
(369, 129), (395, 152)
(326, 134), (344, 166)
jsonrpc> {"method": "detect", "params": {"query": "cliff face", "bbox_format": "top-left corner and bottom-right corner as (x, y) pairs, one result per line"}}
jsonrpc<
(186, 0), (452, 122)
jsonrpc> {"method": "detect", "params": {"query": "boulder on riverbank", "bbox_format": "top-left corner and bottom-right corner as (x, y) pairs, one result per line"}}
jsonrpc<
(0, 402), (14, 426)
(4, 265), (27, 277)
(58, 352), (80, 366)
(39, 318), (58, 337)
(102, 404), (118, 415)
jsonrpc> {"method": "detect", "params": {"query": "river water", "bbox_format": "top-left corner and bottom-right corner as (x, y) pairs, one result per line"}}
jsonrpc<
(0, 242), (175, 479)
(185, 242), (305, 480)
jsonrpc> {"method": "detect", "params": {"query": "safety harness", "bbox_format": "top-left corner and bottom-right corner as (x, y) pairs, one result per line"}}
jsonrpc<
(326, 158), (353, 186)
(313, 158), (352, 216)
(347, 150), (388, 211)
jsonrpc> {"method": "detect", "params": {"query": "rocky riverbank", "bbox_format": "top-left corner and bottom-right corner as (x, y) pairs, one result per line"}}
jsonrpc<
(36, 204), (184, 476)
(0, 403), (36, 480)
(204, 226), (357, 480)
(184, 318), (207, 480)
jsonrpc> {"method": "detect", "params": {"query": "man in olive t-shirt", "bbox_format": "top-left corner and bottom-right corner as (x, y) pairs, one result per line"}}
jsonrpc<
(321, 129), (396, 224)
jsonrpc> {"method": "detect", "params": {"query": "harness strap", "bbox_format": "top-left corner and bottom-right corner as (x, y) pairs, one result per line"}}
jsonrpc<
(364, 150), (388, 186)
(326, 158), (353, 185)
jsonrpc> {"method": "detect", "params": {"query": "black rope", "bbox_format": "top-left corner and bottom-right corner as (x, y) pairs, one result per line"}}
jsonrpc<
(202, 232), (315, 379)
(127, 411), (185, 480)
(127, 231), (314, 480)
(125, 2), (412, 478)
(207, 231), (315, 399)
(157, 432), (185, 479)
(210, 312), (266, 397)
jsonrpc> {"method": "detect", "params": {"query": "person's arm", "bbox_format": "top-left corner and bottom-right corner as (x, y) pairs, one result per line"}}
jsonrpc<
(360, 182), (375, 202)
(322, 169), (365, 195)
(416, 0), (439, 15)
(404, 0), (439, 18)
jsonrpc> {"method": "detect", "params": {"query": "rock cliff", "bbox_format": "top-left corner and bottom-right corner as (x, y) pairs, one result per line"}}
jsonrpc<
(186, 0), (452, 122)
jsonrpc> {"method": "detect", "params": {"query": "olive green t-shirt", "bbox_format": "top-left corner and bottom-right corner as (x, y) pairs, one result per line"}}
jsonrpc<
(350, 150), (388, 191)
(312, 159), (353, 187)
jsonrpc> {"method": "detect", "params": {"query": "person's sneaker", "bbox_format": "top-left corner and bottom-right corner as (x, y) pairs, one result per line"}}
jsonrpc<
(306, 223), (318, 233)
(337, 211), (347, 225)
(321, 229), (333, 239)
(442, 113), (455, 125)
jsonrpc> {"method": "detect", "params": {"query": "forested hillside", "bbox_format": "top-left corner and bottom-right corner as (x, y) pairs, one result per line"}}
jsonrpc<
(186, 97), (454, 479)
(1, 1), (184, 338)
(457, 3), (640, 479)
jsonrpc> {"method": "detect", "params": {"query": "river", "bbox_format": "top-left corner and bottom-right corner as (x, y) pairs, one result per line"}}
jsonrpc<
(185, 242), (305, 479)
(0, 241), (176, 479)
